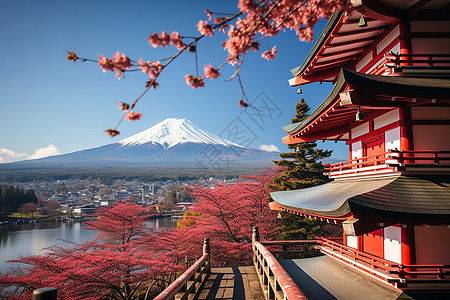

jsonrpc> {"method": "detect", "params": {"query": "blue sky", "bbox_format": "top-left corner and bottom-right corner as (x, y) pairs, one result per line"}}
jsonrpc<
(0, 0), (348, 163)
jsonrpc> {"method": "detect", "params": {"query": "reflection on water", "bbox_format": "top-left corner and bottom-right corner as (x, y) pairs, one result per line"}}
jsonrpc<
(0, 217), (178, 272)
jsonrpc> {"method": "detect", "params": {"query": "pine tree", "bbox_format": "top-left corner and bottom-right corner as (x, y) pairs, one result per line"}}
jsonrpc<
(270, 98), (341, 240)
(271, 98), (332, 190)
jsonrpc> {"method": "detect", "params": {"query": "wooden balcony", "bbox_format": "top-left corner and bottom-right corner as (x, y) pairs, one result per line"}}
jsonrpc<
(324, 150), (450, 179)
(320, 238), (450, 290)
(370, 53), (450, 76)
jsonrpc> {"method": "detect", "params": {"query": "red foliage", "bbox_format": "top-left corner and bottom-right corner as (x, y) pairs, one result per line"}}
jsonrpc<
(0, 201), (182, 299)
(181, 168), (282, 266)
(0, 169), (282, 297)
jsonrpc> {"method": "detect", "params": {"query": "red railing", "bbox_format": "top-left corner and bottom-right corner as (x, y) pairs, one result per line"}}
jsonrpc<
(254, 241), (307, 300)
(320, 238), (450, 281)
(324, 150), (450, 178)
(385, 53), (450, 68)
(367, 53), (450, 76)
(154, 238), (211, 300)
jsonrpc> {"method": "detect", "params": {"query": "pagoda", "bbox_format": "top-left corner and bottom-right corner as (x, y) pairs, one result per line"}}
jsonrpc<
(270, 0), (450, 293)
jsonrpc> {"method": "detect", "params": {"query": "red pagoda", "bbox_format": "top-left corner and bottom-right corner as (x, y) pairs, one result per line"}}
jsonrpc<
(270, 0), (450, 295)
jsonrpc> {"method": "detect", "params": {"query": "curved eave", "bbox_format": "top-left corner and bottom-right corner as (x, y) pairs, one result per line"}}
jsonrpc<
(290, 11), (343, 77)
(282, 69), (450, 143)
(283, 69), (348, 135)
(270, 175), (450, 222)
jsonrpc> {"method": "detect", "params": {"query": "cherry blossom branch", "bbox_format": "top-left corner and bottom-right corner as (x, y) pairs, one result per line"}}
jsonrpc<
(66, 1), (348, 137)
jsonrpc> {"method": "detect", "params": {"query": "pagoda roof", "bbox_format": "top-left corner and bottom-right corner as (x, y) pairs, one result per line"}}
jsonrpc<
(282, 69), (450, 144)
(270, 174), (450, 222)
(288, 10), (391, 86)
(289, 1), (450, 86)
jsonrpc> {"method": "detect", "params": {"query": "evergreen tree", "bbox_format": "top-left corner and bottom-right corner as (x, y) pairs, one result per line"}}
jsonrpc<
(270, 98), (341, 240)
(271, 98), (332, 191)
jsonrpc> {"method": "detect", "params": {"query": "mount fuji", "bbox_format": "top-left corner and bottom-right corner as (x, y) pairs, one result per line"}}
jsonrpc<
(1, 118), (279, 174)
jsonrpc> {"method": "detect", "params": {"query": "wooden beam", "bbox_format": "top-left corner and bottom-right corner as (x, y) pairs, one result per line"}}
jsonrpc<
(284, 125), (349, 145)
(318, 46), (367, 59)
(407, 0), (432, 18)
(332, 25), (390, 37)
(291, 64), (351, 86)
(325, 36), (380, 49)
(313, 57), (355, 67)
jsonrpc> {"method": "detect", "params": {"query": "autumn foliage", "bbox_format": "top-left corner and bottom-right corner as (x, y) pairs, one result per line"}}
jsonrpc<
(0, 201), (184, 299)
(179, 168), (281, 266)
(0, 168), (280, 299)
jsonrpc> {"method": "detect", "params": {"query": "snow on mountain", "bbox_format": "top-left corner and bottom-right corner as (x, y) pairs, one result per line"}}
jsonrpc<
(0, 118), (280, 175)
(118, 118), (245, 149)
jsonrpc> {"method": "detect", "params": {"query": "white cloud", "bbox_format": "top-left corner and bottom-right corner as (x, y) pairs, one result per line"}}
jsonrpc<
(0, 145), (62, 163)
(28, 144), (61, 160)
(0, 148), (27, 163)
(259, 144), (280, 152)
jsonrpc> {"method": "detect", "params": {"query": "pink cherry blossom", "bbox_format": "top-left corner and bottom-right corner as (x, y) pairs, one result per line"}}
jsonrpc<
(117, 101), (129, 111)
(238, 0), (257, 13)
(261, 46), (278, 60)
(204, 9), (213, 21)
(112, 52), (131, 70)
(169, 31), (186, 50)
(148, 31), (170, 48)
(137, 58), (150, 74)
(197, 20), (214, 36)
(124, 110), (142, 121)
(203, 63), (221, 79)
(98, 55), (115, 72)
(115, 71), (123, 80)
(185, 74), (205, 89)
(160, 31), (171, 46)
(296, 27), (314, 42)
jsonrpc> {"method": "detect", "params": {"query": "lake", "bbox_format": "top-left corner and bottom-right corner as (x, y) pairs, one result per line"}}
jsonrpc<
(0, 217), (178, 272)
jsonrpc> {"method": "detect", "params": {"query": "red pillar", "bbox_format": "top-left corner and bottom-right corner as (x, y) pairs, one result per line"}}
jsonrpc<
(399, 107), (413, 151)
(399, 22), (411, 66)
(357, 235), (363, 252)
(401, 225), (416, 265)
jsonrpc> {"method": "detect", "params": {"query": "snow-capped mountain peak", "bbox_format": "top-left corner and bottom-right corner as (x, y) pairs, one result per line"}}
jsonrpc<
(118, 118), (245, 149)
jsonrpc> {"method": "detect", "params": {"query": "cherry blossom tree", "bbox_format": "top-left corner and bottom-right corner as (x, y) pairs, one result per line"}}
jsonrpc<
(1, 170), (283, 297)
(0, 201), (183, 299)
(67, 0), (349, 136)
(178, 168), (282, 266)
(18, 202), (39, 218)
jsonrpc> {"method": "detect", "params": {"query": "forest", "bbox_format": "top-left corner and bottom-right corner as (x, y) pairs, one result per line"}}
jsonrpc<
(0, 186), (38, 219)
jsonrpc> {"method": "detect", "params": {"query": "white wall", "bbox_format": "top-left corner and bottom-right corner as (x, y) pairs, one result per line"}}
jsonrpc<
(374, 109), (399, 130)
(411, 107), (450, 120)
(351, 141), (362, 159)
(411, 21), (450, 33)
(377, 25), (400, 54)
(413, 125), (450, 151)
(384, 226), (402, 264)
(415, 226), (450, 265)
(351, 122), (369, 138)
(347, 235), (358, 249)
(356, 52), (372, 72)
(384, 127), (400, 152)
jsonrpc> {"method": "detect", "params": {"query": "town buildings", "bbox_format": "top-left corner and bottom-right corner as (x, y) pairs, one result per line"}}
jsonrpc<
(270, 0), (450, 296)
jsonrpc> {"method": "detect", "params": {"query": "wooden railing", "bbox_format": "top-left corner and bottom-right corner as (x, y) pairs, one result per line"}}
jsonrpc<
(368, 53), (450, 76)
(260, 240), (321, 259)
(154, 238), (211, 300)
(324, 150), (450, 178)
(320, 238), (450, 283)
(252, 227), (308, 300)
(385, 53), (450, 69)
